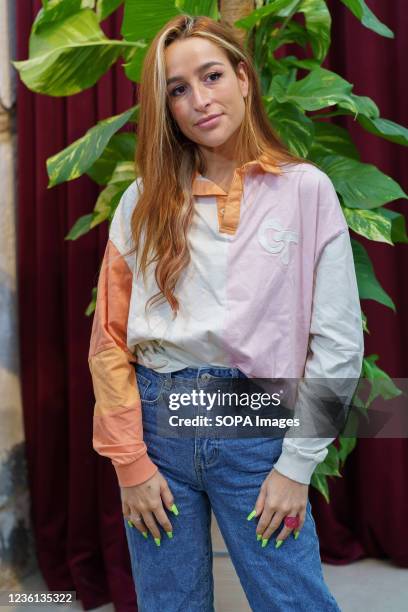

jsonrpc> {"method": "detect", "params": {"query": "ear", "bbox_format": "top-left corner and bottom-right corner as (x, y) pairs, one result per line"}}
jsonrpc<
(237, 60), (249, 98)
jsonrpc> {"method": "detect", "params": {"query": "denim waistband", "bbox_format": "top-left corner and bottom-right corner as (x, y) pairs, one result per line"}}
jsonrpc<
(134, 361), (247, 383)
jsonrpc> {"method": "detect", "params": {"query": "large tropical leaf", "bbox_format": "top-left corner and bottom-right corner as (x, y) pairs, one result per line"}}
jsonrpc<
(47, 106), (138, 186)
(339, 0), (394, 38)
(351, 239), (395, 311)
(343, 207), (393, 244)
(315, 155), (408, 209)
(86, 132), (136, 185)
(357, 115), (408, 147)
(298, 0), (331, 63)
(266, 100), (315, 157)
(177, 0), (219, 19)
(121, 0), (180, 41)
(271, 68), (357, 113)
(33, 0), (94, 32)
(96, 0), (123, 21)
(13, 10), (131, 96)
(311, 121), (360, 160)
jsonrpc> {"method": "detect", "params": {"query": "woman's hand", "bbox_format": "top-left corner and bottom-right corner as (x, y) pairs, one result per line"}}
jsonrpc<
(250, 468), (309, 547)
(120, 470), (177, 543)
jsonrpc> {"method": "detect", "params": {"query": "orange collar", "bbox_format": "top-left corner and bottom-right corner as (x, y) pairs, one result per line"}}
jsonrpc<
(192, 154), (282, 196)
(191, 155), (283, 235)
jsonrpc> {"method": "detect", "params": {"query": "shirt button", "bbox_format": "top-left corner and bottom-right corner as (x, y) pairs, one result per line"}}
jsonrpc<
(220, 207), (225, 215)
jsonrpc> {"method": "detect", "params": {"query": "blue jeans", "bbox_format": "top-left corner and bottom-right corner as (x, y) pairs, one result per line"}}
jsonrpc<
(124, 363), (341, 612)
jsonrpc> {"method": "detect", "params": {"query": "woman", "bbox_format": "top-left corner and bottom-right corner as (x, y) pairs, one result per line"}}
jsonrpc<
(88, 14), (364, 612)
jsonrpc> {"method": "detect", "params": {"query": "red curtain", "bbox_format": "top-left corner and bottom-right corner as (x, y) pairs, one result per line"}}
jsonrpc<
(16, 1), (408, 610)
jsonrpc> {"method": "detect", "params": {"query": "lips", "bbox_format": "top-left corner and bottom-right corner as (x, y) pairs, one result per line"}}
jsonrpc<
(195, 113), (222, 126)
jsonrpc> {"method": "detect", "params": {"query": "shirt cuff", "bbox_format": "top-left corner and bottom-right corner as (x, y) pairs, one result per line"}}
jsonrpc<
(114, 453), (158, 487)
(272, 446), (325, 485)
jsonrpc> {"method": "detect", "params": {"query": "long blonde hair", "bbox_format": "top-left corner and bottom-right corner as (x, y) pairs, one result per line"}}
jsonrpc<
(131, 14), (309, 315)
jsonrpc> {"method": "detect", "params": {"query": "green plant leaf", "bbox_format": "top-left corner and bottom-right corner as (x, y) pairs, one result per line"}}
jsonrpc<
(13, 10), (130, 96)
(96, 0), (123, 21)
(121, 0), (180, 42)
(313, 444), (341, 477)
(337, 435), (357, 465)
(338, 93), (380, 119)
(299, 0), (331, 62)
(380, 208), (408, 244)
(85, 286), (97, 316)
(33, 0), (86, 32)
(314, 155), (408, 209)
(339, 0), (394, 39)
(266, 100), (315, 157)
(122, 42), (149, 83)
(363, 355), (402, 407)
(357, 115), (408, 147)
(235, 0), (299, 30)
(271, 67), (356, 112)
(310, 120), (360, 159)
(91, 179), (133, 228)
(361, 310), (369, 333)
(344, 206), (408, 245)
(47, 106), (138, 186)
(86, 132), (136, 185)
(65, 213), (93, 240)
(176, 0), (219, 19)
(351, 239), (395, 311)
(310, 472), (330, 502)
(343, 207), (393, 244)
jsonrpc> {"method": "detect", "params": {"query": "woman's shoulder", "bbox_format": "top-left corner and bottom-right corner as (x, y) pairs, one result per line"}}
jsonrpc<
(109, 177), (143, 252)
(279, 160), (333, 189)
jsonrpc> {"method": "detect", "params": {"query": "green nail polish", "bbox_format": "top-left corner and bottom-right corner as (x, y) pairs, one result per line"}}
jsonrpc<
(142, 531), (148, 539)
(171, 504), (179, 516)
(261, 538), (269, 548)
(166, 531), (173, 539)
(275, 539), (283, 549)
(294, 530), (300, 540)
(154, 537), (161, 547)
(256, 533), (262, 541)
(127, 520), (134, 528)
(247, 510), (256, 521)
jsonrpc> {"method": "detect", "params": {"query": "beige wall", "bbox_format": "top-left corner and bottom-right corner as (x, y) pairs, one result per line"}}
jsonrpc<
(0, 0), (37, 588)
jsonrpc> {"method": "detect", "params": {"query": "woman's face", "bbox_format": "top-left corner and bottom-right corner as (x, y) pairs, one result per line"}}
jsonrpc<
(165, 37), (249, 153)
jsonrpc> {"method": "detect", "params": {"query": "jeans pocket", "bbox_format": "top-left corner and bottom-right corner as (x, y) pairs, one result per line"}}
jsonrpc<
(136, 371), (164, 404)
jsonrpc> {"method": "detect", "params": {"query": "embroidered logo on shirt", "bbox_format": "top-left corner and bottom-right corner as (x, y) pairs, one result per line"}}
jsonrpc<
(257, 218), (298, 264)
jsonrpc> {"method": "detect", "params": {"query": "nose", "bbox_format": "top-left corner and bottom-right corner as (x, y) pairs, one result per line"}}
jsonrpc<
(191, 81), (211, 111)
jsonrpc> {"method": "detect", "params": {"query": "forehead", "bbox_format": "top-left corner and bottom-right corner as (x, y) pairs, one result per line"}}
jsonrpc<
(165, 38), (228, 76)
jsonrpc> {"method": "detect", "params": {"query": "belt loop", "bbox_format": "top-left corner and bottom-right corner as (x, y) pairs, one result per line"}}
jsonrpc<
(162, 371), (172, 391)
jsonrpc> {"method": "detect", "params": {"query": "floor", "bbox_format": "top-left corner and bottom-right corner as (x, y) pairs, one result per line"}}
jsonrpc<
(3, 515), (408, 611)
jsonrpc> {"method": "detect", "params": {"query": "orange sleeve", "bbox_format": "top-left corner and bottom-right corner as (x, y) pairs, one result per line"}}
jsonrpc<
(88, 239), (158, 487)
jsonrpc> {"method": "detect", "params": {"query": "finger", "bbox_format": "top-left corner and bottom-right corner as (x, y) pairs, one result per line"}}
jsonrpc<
(293, 509), (307, 539)
(142, 511), (162, 545)
(275, 525), (293, 547)
(255, 505), (278, 539)
(159, 475), (176, 516)
(260, 512), (286, 544)
(128, 515), (149, 539)
(153, 505), (174, 539)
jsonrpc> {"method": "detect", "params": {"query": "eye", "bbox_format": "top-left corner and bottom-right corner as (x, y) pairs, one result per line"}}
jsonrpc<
(169, 72), (223, 97)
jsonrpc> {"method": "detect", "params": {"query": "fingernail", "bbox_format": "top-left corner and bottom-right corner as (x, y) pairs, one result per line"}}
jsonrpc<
(294, 530), (300, 540)
(166, 531), (173, 539)
(261, 538), (269, 548)
(127, 520), (134, 528)
(171, 504), (179, 516)
(256, 533), (262, 541)
(142, 531), (148, 539)
(154, 537), (161, 547)
(275, 539), (284, 549)
(247, 509), (256, 521)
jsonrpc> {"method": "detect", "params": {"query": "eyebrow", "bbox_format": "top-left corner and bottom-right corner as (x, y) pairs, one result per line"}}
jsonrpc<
(166, 61), (225, 86)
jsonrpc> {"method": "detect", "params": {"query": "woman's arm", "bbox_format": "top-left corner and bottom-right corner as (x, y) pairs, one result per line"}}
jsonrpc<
(273, 228), (365, 484)
(88, 183), (158, 488)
